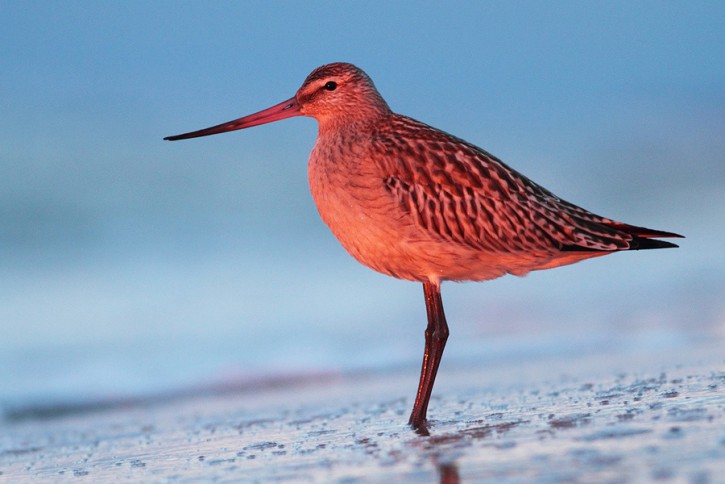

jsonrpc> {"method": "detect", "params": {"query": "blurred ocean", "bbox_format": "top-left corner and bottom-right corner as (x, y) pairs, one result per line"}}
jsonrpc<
(1, 2), (723, 414)
(2, 100), (722, 410)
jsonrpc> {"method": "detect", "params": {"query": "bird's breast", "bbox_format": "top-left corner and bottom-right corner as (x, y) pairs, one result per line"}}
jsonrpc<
(307, 133), (424, 279)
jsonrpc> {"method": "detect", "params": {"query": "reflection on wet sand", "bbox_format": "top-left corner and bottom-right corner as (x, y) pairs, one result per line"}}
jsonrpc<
(438, 462), (459, 484)
(1, 349), (723, 482)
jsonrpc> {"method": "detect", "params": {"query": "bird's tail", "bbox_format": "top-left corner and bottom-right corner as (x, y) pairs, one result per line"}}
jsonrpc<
(606, 222), (684, 250)
(540, 221), (682, 272)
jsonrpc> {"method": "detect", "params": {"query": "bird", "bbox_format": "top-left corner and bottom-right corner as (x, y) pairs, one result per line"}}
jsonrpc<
(165, 62), (682, 433)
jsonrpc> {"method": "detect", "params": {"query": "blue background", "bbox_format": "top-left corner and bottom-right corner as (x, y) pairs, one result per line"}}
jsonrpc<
(1, 1), (722, 406)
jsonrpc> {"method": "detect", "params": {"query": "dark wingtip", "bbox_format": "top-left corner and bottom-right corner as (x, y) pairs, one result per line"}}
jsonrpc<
(644, 230), (684, 239)
(606, 222), (683, 249)
(608, 222), (684, 240)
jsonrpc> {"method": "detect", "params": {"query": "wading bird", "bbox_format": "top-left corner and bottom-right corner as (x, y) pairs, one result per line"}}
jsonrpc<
(165, 62), (681, 432)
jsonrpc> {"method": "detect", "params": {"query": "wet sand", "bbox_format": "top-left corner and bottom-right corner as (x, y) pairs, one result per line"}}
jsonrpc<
(2, 339), (723, 482)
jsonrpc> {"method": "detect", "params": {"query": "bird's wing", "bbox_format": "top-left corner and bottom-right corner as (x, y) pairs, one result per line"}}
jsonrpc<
(373, 115), (637, 254)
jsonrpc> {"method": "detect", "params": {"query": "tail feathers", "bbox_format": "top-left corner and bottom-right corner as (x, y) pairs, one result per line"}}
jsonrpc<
(609, 222), (683, 250)
(607, 222), (684, 240)
(629, 237), (680, 250)
(562, 222), (683, 252)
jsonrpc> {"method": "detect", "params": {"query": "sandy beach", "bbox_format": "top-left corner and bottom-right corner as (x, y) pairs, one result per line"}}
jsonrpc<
(2, 335), (723, 483)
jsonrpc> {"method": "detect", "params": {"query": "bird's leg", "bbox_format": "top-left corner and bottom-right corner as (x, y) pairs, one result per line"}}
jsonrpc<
(409, 281), (449, 432)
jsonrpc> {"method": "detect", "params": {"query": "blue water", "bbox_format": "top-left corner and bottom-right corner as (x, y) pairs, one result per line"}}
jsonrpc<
(2, 127), (723, 415)
(2, 105), (723, 410)
(1, 215), (721, 411)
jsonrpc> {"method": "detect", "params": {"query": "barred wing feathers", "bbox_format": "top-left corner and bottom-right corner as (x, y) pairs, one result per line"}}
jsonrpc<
(375, 115), (680, 260)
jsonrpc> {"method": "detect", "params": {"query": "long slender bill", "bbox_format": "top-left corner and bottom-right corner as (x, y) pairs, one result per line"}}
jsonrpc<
(164, 97), (300, 141)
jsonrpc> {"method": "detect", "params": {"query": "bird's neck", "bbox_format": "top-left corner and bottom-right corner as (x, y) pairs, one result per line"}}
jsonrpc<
(317, 111), (391, 139)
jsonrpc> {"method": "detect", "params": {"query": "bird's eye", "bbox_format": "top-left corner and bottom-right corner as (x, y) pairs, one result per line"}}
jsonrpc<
(323, 81), (337, 91)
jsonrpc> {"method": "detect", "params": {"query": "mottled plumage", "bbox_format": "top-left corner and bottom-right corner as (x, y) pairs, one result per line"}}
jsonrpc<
(165, 62), (682, 432)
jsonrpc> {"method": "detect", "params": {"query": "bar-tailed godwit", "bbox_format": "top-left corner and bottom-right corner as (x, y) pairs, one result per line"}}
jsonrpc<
(165, 62), (682, 432)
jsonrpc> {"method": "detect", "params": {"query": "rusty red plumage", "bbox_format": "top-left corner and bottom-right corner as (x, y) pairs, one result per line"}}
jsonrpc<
(166, 62), (682, 433)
